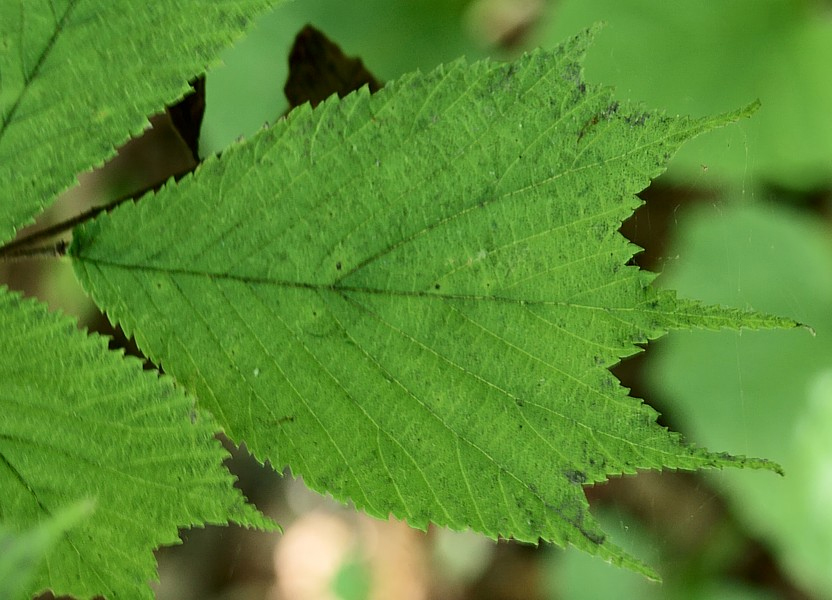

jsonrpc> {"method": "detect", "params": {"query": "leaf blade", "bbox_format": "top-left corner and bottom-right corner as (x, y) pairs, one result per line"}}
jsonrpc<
(0, 287), (271, 599)
(70, 29), (791, 575)
(0, 0), (284, 245)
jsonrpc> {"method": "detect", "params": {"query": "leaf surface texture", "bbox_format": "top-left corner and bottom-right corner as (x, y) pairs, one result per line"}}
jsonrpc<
(0, 288), (270, 600)
(70, 29), (794, 575)
(0, 0), (282, 245)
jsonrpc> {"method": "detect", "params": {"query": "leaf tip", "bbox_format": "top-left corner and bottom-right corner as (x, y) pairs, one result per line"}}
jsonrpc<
(748, 457), (785, 476)
(586, 20), (608, 36)
(705, 99), (761, 131)
(710, 451), (784, 476)
(600, 541), (662, 582)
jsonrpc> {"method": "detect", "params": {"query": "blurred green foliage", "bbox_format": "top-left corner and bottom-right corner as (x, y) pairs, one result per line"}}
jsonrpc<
(331, 556), (371, 600)
(543, 0), (832, 189)
(546, 508), (778, 600)
(0, 501), (93, 600)
(649, 200), (832, 598)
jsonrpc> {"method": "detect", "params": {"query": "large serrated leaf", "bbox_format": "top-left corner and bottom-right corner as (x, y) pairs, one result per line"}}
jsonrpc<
(0, 0), (284, 245)
(0, 287), (271, 600)
(69, 28), (796, 576)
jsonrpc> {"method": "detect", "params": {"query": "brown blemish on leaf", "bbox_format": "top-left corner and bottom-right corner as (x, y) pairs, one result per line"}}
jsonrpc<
(564, 469), (587, 485)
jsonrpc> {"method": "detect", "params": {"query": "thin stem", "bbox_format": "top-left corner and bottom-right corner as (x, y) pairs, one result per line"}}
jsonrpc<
(0, 241), (68, 261)
(0, 164), (194, 260)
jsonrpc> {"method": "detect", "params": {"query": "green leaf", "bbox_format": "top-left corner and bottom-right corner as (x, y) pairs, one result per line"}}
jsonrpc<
(0, 0), (283, 246)
(0, 287), (271, 600)
(0, 500), (93, 600)
(69, 28), (795, 577)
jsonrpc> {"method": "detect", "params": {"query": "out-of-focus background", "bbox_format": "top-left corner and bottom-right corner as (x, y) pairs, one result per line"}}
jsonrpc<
(6, 1), (832, 598)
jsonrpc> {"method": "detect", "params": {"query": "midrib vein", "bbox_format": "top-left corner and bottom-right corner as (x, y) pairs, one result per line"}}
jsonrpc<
(78, 255), (648, 312)
(0, 0), (80, 142)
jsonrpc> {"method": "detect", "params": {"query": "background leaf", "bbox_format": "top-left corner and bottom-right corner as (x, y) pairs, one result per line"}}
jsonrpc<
(0, 0), (283, 245)
(70, 29), (793, 576)
(0, 287), (271, 600)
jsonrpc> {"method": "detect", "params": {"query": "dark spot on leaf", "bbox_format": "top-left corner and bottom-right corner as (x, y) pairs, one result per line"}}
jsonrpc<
(576, 114), (600, 144)
(625, 112), (649, 127)
(515, 398), (525, 407)
(564, 469), (587, 485)
(563, 62), (581, 86)
(603, 101), (619, 118)
(583, 529), (605, 545)
(434, 283), (441, 290)
(336, 261), (342, 270)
